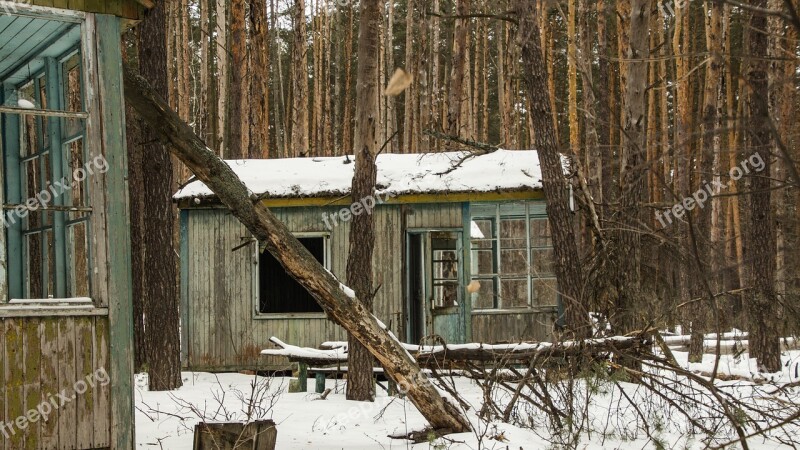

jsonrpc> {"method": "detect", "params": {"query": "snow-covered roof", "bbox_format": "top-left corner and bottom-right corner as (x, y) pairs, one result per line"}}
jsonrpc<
(174, 149), (543, 201)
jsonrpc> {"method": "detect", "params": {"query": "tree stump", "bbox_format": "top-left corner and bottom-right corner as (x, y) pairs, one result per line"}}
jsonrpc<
(193, 420), (277, 450)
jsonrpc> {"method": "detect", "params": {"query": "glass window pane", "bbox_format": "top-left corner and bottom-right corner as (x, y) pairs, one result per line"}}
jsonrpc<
(530, 218), (552, 247)
(22, 113), (39, 156)
(470, 278), (495, 309)
(433, 282), (459, 309)
(500, 278), (528, 308)
(67, 221), (91, 297)
(472, 219), (493, 239)
(500, 248), (528, 275)
(25, 233), (44, 299)
(471, 249), (494, 275)
(66, 138), (87, 207)
(500, 218), (526, 248)
(533, 279), (558, 306)
(23, 158), (42, 204)
(530, 248), (554, 276)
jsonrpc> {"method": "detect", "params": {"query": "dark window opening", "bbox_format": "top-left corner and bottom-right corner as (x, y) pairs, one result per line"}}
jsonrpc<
(258, 237), (325, 314)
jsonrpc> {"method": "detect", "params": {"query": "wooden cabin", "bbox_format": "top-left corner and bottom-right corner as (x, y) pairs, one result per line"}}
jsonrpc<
(176, 150), (561, 371)
(0, 1), (145, 448)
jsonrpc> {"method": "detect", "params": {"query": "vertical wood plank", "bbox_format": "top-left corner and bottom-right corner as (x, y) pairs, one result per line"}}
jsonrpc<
(93, 317), (111, 447)
(180, 210), (190, 367)
(39, 318), (60, 449)
(57, 317), (76, 449)
(83, 13), (110, 308)
(22, 318), (41, 450)
(75, 317), (94, 447)
(0, 319), (5, 450)
(5, 320), (24, 449)
(96, 14), (136, 449)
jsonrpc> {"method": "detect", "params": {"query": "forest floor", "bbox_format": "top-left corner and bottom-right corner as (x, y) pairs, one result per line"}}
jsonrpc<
(135, 347), (800, 449)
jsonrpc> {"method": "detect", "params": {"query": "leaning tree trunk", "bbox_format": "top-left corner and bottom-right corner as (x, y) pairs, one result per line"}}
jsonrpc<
(516, 0), (592, 338)
(135, 0), (182, 391)
(345, 0), (381, 402)
(122, 65), (471, 434)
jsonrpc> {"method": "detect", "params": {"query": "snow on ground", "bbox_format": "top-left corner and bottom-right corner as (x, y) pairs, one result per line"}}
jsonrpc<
(136, 350), (800, 449)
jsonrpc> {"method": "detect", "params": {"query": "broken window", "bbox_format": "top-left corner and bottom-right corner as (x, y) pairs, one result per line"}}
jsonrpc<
(258, 236), (327, 314)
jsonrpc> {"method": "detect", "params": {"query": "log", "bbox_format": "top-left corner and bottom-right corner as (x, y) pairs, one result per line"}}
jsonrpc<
(122, 66), (471, 433)
(266, 336), (652, 366)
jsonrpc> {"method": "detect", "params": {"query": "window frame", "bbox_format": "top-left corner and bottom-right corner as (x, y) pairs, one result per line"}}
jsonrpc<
(1, 18), (93, 305)
(253, 232), (331, 319)
(469, 202), (558, 312)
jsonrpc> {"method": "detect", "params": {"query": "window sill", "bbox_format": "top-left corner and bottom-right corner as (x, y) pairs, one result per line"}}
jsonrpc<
(253, 312), (328, 320)
(0, 299), (105, 317)
(471, 306), (557, 316)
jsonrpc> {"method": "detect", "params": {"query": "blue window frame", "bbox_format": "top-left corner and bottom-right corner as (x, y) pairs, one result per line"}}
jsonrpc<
(470, 202), (557, 310)
(1, 18), (92, 301)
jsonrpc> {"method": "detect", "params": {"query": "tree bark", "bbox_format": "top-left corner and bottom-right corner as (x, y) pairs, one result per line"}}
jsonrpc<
(249, 0), (270, 158)
(291, 0), (310, 156)
(447, 0), (471, 137)
(516, 0), (591, 338)
(134, 0), (182, 391)
(611, 0), (650, 334)
(229, 0), (249, 159)
(745, 0), (781, 372)
(122, 64), (471, 434)
(345, 0), (381, 402)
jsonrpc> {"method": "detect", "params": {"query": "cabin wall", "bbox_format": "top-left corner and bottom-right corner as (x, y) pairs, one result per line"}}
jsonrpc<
(183, 205), (405, 370)
(471, 312), (557, 343)
(0, 314), (111, 449)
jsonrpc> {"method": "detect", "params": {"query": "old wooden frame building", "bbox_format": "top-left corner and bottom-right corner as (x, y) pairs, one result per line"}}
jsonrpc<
(0, 1), (145, 448)
(176, 150), (561, 371)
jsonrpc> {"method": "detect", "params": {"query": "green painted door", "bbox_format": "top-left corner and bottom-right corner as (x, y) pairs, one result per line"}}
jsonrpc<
(406, 231), (466, 345)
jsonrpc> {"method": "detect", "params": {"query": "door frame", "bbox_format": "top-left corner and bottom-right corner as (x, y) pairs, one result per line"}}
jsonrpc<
(404, 228), (466, 344)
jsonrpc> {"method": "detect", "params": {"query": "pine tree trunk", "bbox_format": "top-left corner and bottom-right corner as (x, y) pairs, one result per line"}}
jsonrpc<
(216, 0), (229, 156)
(249, 0), (270, 158)
(447, 0), (470, 137)
(516, 0), (591, 338)
(229, 0), (249, 159)
(745, 0), (781, 372)
(291, 0), (309, 156)
(135, 0), (182, 391)
(614, 0), (650, 334)
(345, 0), (382, 402)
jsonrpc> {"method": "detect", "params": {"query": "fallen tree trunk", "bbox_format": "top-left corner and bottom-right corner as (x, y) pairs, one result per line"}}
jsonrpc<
(266, 336), (652, 366)
(122, 66), (471, 433)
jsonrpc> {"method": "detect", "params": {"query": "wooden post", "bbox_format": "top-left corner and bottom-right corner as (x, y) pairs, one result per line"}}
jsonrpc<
(298, 362), (308, 391)
(315, 372), (326, 394)
(97, 14), (136, 450)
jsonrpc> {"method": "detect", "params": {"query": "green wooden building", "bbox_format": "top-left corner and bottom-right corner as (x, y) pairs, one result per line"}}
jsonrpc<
(175, 150), (561, 371)
(0, 1), (146, 448)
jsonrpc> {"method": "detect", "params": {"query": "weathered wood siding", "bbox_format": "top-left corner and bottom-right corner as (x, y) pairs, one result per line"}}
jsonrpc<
(403, 203), (463, 229)
(471, 310), (557, 343)
(183, 205), (404, 370)
(0, 315), (111, 449)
